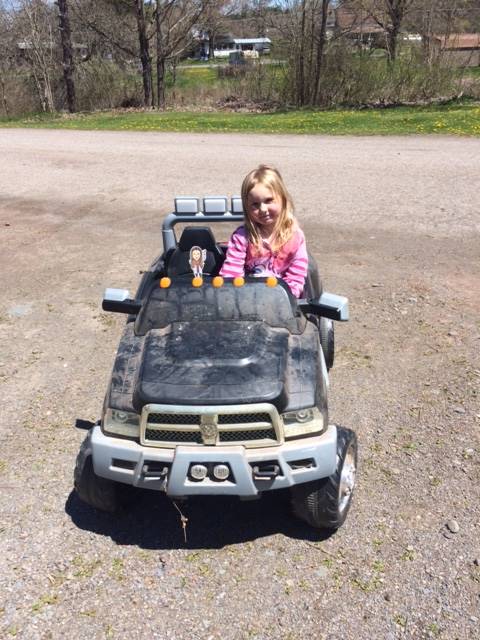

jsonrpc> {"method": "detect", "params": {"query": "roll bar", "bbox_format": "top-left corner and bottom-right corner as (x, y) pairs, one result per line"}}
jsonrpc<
(161, 196), (244, 253)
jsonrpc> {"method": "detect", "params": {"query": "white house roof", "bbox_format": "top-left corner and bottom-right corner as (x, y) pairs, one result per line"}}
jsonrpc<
(233, 38), (271, 45)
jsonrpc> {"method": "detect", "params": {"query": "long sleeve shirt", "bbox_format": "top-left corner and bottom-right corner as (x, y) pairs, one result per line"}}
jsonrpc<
(219, 225), (309, 298)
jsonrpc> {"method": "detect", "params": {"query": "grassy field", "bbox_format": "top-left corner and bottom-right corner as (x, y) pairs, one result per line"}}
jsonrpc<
(167, 66), (218, 89)
(1, 101), (479, 136)
(462, 66), (480, 78)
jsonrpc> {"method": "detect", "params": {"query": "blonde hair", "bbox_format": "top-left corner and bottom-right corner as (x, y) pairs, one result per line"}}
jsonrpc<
(241, 164), (295, 252)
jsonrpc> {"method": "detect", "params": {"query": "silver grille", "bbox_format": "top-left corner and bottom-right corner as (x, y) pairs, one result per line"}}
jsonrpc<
(145, 429), (203, 443)
(219, 428), (276, 442)
(148, 413), (199, 425)
(141, 403), (281, 448)
(218, 413), (272, 425)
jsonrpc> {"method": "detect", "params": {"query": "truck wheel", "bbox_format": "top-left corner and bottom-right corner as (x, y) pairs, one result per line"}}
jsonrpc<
(291, 426), (357, 531)
(319, 317), (334, 371)
(74, 435), (120, 513)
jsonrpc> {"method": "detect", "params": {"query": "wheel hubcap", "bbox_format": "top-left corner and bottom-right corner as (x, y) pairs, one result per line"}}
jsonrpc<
(338, 446), (356, 514)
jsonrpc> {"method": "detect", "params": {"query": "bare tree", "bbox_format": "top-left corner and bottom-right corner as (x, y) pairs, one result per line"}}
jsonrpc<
(154, 1), (209, 109)
(197, 0), (230, 61)
(0, 3), (15, 115)
(134, 0), (153, 107)
(297, 0), (306, 105)
(154, 0), (165, 106)
(275, 0), (332, 107)
(72, 0), (153, 106)
(356, 0), (415, 61)
(56, 0), (76, 112)
(19, 0), (57, 111)
(73, 0), (211, 109)
(250, 0), (270, 36)
(407, 0), (477, 64)
(72, 0), (138, 61)
(313, 0), (330, 103)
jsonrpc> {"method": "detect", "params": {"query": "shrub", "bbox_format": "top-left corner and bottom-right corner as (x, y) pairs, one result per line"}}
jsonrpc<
(288, 45), (463, 108)
(75, 59), (143, 111)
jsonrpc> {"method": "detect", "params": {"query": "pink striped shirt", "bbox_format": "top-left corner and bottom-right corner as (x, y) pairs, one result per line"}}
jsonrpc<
(219, 225), (309, 298)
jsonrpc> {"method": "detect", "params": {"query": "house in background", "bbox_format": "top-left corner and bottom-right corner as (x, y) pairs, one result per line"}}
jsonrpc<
(424, 33), (480, 67)
(195, 33), (271, 60)
(213, 36), (271, 58)
(334, 6), (387, 49)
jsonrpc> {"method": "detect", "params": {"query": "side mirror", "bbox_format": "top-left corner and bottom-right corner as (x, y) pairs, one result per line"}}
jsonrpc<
(299, 292), (349, 322)
(102, 288), (142, 315)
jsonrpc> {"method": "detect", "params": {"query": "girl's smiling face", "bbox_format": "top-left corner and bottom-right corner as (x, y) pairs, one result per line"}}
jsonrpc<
(246, 183), (282, 234)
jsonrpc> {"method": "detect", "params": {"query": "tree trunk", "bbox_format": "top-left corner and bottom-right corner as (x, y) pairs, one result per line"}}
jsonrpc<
(209, 32), (214, 60)
(31, 66), (46, 112)
(24, 1), (56, 113)
(420, 6), (433, 64)
(313, 0), (330, 105)
(42, 68), (55, 112)
(134, 0), (153, 108)
(0, 73), (9, 116)
(57, 0), (76, 113)
(386, 23), (399, 62)
(155, 1), (165, 110)
(31, 48), (55, 112)
(306, 2), (315, 104)
(384, 0), (411, 63)
(297, 0), (307, 107)
(157, 57), (166, 109)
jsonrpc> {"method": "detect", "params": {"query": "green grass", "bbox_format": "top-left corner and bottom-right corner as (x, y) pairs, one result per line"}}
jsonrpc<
(168, 66), (218, 89)
(178, 58), (219, 66)
(462, 66), (480, 78)
(1, 102), (479, 135)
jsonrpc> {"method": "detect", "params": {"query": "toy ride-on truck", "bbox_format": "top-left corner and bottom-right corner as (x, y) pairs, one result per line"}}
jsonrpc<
(74, 196), (357, 531)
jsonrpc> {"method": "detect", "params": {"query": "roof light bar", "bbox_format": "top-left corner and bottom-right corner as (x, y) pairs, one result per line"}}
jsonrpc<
(175, 197), (200, 215)
(172, 196), (244, 217)
(203, 196), (229, 215)
(231, 196), (243, 214)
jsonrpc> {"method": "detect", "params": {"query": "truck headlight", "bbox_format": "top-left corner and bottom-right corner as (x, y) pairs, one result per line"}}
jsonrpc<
(282, 408), (325, 439)
(103, 408), (140, 438)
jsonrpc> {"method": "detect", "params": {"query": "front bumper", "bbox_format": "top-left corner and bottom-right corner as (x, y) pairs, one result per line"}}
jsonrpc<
(90, 424), (337, 497)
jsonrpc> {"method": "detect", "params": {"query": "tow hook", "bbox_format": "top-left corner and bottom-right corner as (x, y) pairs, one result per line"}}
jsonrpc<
(252, 463), (281, 481)
(142, 462), (169, 479)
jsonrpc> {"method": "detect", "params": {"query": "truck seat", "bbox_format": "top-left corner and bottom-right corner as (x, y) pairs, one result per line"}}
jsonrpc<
(166, 226), (225, 277)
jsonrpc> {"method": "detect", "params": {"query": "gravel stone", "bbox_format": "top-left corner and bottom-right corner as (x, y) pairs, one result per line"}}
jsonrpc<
(453, 406), (466, 414)
(315, 567), (330, 579)
(446, 520), (460, 534)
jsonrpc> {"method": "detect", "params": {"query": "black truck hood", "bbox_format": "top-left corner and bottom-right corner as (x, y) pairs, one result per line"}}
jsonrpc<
(133, 320), (289, 408)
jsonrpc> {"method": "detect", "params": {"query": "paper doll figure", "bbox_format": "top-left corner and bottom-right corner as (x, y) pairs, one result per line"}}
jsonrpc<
(189, 246), (207, 277)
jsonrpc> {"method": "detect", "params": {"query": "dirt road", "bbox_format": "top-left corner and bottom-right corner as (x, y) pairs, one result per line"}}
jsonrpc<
(0, 129), (479, 639)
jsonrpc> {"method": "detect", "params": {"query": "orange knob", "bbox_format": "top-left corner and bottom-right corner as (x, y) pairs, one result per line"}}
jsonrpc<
(266, 276), (278, 288)
(159, 277), (171, 288)
(192, 276), (203, 288)
(212, 276), (224, 288)
(233, 276), (245, 287)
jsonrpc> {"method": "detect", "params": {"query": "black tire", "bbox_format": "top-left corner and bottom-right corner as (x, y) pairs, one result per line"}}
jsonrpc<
(74, 435), (120, 513)
(291, 426), (357, 531)
(319, 317), (334, 371)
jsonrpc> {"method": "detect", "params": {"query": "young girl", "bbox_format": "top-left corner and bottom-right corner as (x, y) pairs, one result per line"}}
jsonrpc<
(220, 165), (308, 298)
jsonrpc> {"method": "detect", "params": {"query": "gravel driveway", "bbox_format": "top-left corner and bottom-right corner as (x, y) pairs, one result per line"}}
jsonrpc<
(0, 129), (479, 640)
